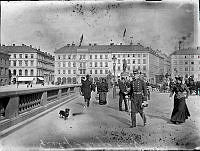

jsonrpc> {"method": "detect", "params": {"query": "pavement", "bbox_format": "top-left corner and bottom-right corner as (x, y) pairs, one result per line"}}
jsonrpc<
(0, 89), (200, 150)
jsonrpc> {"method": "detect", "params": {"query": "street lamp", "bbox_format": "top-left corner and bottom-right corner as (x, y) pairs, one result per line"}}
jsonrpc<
(112, 55), (117, 98)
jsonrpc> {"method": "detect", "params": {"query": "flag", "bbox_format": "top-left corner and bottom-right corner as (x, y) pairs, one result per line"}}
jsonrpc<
(79, 34), (83, 47)
(123, 28), (126, 38)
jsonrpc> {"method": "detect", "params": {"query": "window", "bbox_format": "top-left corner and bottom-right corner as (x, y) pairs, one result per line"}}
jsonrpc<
(118, 66), (120, 71)
(95, 70), (97, 74)
(123, 54), (125, 58)
(68, 62), (71, 67)
(19, 69), (22, 76)
(118, 54), (120, 58)
(143, 54), (146, 57)
(100, 70), (103, 74)
(105, 62), (108, 67)
(127, 66), (130, 70)
(63, 62), (66, 67)
(31, 54), (34, 58)
(191, 61), (194, 65)
(25, 61), (28, 66)
(63, 70), (65, 74)
(138, 59), (140, 64)
(82, 69), (86, 74)
(185, 67), (188, 71)
(83, 62), (86, 68)
(105, 70), (108, 74)
(13, 61), (16, 66)
(90, 55), (92, 59)
(133, 59), (135, 64)
(185, 61), (188, 65)
(143, 59), (146, 64)
(90, 62), (92, 67)
(19, 54), (22, 58)
(191, 55), (194, 58)
(118, 59), (120, 64)
(95, 62), (97, 67)
(185, 56), (187, 58)
(73, 62), (76, 67)
(133, 54), (135, 57)
(100, 55), (102, 59)
(14, 54), (16, 58)
(138, 66), (141, 70)
(63, 55), (66, 59)
(143, 66), (146, 71)
(100, 62), (103, 67)
(58, 70), (60, 74)
(73, 55), (76, 59)
(25, 70), (28, 76)
(90, 70), (92, 74)
(105, 55), (108, 59)
(30, 69), (34, 76)
(191, 67), (194, 71)
(80, 63), (82, 68)
(68, 70), (71, 74)
(138, 54), (141, 57)
(73, 70), (76, 74)
(13, 70), (16, 76)
(58, 62), (61, 67)
(128, 54), (130, 57)
(127, 59), (130, 64)
(31, 60), (34, 66)
(83, 55), (86, 59)
(58, 55), (61, 60)
(25, 54), (28, 58)
(132, 66), (135, 70)
(19, 60), (22, 66)
(95, 55), (97, 59)
(68, 55), (71, 59)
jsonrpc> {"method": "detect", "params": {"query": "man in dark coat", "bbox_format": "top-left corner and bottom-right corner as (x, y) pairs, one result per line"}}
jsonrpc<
(118, 77), (128, 112)
(129, 70), (148, 128)
(81, 74), (93, 107)
(196, 81), (200, 96)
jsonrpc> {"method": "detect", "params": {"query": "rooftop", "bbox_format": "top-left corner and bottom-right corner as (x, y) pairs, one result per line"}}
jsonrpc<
(170, 47), (200, 56)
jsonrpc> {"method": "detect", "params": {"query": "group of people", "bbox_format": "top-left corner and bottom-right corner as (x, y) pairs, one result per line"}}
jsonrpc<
(80, 75), (109, 108)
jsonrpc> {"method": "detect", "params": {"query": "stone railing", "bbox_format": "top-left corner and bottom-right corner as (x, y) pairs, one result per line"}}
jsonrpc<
(0, 84), (81, 132)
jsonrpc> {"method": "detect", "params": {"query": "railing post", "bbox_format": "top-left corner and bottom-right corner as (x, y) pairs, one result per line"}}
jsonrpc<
(5, 95), (19, 119)
(41, 91), (47, 106)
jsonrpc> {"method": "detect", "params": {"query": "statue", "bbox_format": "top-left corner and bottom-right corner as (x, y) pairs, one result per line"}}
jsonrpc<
(122, 59), (127, 72)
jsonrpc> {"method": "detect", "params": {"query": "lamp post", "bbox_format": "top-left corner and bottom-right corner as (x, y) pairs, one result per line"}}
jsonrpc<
(112, 55), (117, 98)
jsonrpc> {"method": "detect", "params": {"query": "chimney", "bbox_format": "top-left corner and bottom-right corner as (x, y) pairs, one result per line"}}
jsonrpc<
(13, 44), (15, 46)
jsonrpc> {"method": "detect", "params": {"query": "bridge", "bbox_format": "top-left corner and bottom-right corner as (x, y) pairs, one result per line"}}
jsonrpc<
(0, 84), (200, 150)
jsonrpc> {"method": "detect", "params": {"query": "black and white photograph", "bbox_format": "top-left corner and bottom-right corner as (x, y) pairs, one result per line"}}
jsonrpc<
(0, 0), (200, 150)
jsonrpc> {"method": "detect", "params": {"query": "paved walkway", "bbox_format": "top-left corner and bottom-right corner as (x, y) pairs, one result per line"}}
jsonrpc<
(0, 90), (200, 150)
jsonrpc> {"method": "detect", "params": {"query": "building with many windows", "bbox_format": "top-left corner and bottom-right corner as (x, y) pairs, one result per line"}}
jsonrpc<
(1, 44), (55, 84)
(55, 43), (170, 84)
(170, 47), (200, 81)
(0, 50), (10, 86)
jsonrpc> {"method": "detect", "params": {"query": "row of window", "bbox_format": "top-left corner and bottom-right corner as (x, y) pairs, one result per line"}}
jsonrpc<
(116, 65), (147, 71)
(117, 59), (146, 64)
(174, 66), (200, 72)
(12, 60), (34, 66)
(0, 58), (10, 66)
(13, 54), (34, 59)
(173, 61), (200, 65)
(113, 54), (147, 58)
(57, 62), (109, 68)
(173, 55), (200, 59)
(57, 69), (110, 75)
(0, 68), (9, 76)
(57, 54), (109, 60)
(12, 69), (34, 76)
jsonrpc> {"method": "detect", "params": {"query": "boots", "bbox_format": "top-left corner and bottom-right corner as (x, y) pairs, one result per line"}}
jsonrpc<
(130, 112), (136, 128)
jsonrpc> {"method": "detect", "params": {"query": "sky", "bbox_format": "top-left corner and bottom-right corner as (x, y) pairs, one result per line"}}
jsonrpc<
(1, 0), (199, 55)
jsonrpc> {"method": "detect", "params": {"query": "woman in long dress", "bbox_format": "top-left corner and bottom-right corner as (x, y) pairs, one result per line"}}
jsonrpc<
(169, 76), (190, 124)
(99, 78), (109, 105)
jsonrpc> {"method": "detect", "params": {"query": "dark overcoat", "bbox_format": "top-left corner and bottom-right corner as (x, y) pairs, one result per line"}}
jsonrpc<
(81, 79), (92, 99)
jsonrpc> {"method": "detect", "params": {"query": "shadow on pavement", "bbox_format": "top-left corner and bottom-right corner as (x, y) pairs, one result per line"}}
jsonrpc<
(106, 105), (118, 111)
(107, 114), (130, 126)
(146, 113), (170, 123)
(72, 112), (84, 116)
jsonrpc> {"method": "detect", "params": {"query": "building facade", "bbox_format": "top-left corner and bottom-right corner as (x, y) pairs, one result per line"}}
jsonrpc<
(171, 47), (200, 81)
(0, 50), (10, 86)
(1, 44), (54, 84)
(55, 43), (170, 84)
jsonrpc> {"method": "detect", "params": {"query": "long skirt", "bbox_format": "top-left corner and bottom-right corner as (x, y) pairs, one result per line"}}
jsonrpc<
(171, 97), (190, 123)
(99, 92), (107, 105)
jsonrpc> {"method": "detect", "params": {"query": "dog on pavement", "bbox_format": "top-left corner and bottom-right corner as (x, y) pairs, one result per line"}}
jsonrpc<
(59, 108), (70, 120)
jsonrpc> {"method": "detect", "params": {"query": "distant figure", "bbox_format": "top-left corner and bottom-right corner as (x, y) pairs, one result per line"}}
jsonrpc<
(196, 81), (200, 96)
(169, 76), (190, 124)
(122, 59), (127, 72)
(98, 78), (109, 105)
(80, 75), (93, 108)
(118, 77), (128, 112)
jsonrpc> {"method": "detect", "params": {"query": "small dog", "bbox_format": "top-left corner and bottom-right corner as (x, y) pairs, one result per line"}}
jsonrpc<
(59, 108), (70, 120)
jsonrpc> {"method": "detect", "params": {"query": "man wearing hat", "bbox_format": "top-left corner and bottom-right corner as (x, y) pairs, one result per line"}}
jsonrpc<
(81, 74), (93, 108)
(129, 69), (148, 127)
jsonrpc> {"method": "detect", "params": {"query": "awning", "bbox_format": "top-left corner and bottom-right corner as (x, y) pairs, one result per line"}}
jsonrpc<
(37, 77), (44, 81)
(18, 77), (34, 81)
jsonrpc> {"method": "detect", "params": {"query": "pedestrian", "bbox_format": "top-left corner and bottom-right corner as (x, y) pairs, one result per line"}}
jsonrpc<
(169, 76), (190, 124)
(169, 78), (175, 92)
(129, 69), (148, 128)
(196, 81), (200, 96)
(98, 78), (109, 105)
(118, 77), (129, 112)
(80, 74), (93, 108)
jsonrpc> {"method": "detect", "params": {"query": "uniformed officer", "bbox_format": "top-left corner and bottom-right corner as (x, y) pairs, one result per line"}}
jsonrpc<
(129, 70), (148, 127)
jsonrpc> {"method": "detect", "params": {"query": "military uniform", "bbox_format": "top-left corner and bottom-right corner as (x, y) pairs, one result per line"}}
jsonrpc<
(129, 71), (147, 127)
(118, 79), (128, 111)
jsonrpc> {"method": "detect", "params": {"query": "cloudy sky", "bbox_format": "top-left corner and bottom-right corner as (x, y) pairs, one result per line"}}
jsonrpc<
(1, 0), (199, 55)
